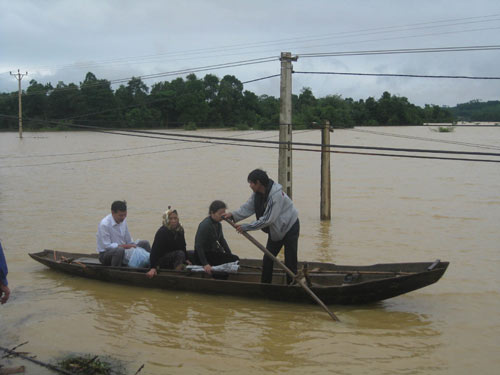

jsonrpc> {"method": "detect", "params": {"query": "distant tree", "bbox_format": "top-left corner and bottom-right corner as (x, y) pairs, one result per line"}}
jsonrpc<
(173, 74), (209, 126)
(150, 80), (177, 127)
(256, 94), (279, 129)
(214, 75), (244, 126)
(0, 92), (18, 130)
(47, 81), (85, 123)
(80, 72), (117, 127)
(23, 80), (53, 129)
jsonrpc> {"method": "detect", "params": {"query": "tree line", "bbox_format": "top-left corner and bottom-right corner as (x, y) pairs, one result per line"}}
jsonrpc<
(0, 72), (459, 131)
(448, 100), (500, 122)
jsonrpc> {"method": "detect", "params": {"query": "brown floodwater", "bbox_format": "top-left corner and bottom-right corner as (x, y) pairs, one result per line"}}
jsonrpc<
(0, 127), (499, 374)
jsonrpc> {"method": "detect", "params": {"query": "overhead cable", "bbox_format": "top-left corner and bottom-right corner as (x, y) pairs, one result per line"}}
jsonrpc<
(293, 70), (500, 80)
(63, 123), (500, 157)
(298, 45), (500, 58)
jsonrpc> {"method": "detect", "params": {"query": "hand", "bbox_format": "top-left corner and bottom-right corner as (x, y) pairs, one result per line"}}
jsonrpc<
(235, 224), (244, 234)
(121, 244), (136, 249)
(203, 264), (212, 275)
(186, 260), (192, 265)
(221, 212), (232, 220)
(146, 268), (157, 279)
(1, 284), (10, 304)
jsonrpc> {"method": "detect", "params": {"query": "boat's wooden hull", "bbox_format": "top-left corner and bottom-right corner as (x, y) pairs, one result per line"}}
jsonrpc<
(29, 250), (449, 305)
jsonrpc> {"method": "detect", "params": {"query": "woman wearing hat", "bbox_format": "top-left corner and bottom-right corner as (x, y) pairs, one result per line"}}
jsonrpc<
(146, 206), (191, 278)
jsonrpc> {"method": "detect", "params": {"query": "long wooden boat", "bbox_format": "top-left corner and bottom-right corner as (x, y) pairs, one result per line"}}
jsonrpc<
(29, 250), (448, 305)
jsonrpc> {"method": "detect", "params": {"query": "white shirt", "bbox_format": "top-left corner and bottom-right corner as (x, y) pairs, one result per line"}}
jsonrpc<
(96, 214), (133, 253)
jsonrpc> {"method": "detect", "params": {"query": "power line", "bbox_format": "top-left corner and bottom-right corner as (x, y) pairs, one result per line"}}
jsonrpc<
(3, 116), (500, 158)
(0, 129), (272, 160)
(346, 128), (500, 151)
(298, 45), (500, 58)
(64, 124), (500, 157)
(293, 71), (500, 80)
(2, 128), (499, 168)
(0, 56), (279, 99)
(3, 14), (499, 74)
(294, 26), (500, 54)
(1, 120), (499, 168)
(242, 74), (281, 84)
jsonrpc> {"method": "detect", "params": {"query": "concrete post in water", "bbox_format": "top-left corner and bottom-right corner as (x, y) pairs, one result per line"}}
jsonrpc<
(10, 69), (28, 139)
(279, 52), (297, 199)
(321, 120), (332, 220)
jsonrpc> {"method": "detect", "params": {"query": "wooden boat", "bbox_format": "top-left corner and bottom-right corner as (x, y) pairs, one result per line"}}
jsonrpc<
(29, 250), (448, 305)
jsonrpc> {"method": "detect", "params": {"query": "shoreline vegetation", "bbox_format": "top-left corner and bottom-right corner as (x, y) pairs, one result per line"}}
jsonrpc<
(1, 122), (498, 134)
(1, 72), (499, 132)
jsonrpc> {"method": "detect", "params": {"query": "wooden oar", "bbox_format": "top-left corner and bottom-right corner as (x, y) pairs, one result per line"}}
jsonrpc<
(222, 217), (340, 322)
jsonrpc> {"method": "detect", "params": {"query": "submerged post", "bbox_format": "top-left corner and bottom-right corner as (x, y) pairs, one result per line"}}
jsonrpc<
(320, 120), (332, 220)
(10, 69), (28, 139)
(279, 52), (297, 199)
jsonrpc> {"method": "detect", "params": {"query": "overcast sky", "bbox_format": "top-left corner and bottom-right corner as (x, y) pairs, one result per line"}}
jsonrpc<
(1, 0), (499, 107)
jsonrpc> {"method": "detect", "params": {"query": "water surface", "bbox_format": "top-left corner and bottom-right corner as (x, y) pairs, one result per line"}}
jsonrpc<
(1, 127), (499, 374)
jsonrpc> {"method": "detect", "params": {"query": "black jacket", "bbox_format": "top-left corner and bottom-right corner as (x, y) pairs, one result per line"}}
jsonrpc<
(194, 216), (232, 266)
(150, 226), (187, 268)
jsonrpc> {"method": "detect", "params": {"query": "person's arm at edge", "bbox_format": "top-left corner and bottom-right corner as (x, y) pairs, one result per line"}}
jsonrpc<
(0, 243), (10, 304)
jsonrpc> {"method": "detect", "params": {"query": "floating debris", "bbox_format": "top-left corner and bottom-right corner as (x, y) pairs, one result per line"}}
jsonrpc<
(57, 355), (112, 375)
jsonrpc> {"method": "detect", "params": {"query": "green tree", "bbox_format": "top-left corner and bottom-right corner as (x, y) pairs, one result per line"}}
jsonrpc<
(80, 72), (117, 127)
(256, 94), (279, 129)
(24, 79), (53, 129)
(176, 74), (209, 126)
(0, 93), (19, 130)
(47, 81), (85, 123)
(214, 75), (244, 126)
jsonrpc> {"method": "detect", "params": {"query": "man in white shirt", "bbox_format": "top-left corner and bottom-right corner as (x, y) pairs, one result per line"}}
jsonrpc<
(96, 200), (150, 266)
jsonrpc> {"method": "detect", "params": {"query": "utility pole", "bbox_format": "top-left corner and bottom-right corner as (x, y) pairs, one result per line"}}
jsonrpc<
(320, 121), (333, 220)
(10, 69), (28, 139)
(278, 52), (297, 198)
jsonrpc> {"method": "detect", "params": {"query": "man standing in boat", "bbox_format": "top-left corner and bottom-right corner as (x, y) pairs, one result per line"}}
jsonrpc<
(96, 200), (150, 267)
(224, 169), (300, 284)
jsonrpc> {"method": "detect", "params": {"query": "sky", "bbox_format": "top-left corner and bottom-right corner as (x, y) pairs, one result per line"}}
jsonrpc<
(1, 0), (499, 107)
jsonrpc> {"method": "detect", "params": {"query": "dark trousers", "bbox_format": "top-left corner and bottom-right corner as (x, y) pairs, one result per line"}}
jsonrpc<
(99, 248), (124, 267)
(98, 240), (150, 267)
(261, 219), (300, 284)
(158, 250), (186, 269)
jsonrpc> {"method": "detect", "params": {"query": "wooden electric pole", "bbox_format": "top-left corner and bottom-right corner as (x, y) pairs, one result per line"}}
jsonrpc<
(279, 52), (297, 198)
(320, 121), (333, 220)
(10, 69), (28, 139)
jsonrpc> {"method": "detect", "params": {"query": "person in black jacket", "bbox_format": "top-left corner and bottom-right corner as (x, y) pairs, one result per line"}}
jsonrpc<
(194, 200), (239, 275)
(146, 207), (190, 278)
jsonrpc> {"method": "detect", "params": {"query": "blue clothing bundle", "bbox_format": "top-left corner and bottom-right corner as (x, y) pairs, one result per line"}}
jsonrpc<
(127, 247), (150, 268)
(0, 242), (8, 286)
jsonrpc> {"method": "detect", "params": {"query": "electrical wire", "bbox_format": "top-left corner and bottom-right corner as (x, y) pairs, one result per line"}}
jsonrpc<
(298, 45), (500, 58)
(346, 128), (500, 151)
(293, 71), (500, 80)
(3, 14), (499, 74)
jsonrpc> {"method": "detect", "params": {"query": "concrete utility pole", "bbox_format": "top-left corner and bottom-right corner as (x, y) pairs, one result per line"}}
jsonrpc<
(10, 69), (28, 139)
(278, 52), (297, 198)
(320, 121), (333, 220)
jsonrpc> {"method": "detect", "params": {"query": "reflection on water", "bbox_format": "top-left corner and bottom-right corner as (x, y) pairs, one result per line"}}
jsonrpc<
(1, 128), (499, 374)
(28, 266), (445, 374)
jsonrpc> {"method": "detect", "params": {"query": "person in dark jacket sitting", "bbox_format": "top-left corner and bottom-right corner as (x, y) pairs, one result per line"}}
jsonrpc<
(146, 206), (190, 278)
(194, 200), (239, 275)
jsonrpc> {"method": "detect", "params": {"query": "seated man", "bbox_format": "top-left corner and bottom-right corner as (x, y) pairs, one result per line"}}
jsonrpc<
(96, 200), (150, 267)
(193, 200), (239, 275)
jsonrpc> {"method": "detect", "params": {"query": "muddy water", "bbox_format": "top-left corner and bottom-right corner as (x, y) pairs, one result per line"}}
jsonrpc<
(0, 127), (499, 374)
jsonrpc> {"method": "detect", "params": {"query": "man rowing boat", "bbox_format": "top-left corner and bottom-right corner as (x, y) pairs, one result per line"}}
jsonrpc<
(223, 169), (300, 284)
